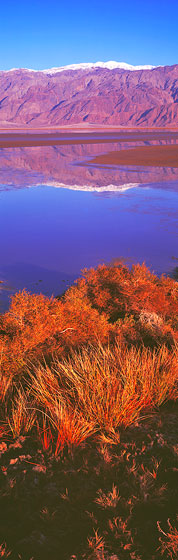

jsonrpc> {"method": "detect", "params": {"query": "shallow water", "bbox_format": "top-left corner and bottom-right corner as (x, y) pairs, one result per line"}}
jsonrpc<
(0, 135), (178, 310)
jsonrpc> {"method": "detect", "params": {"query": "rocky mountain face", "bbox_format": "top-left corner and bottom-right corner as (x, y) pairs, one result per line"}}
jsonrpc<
(0, 63), (178, 127)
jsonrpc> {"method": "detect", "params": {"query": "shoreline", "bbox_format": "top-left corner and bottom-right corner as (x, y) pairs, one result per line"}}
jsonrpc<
(89, 143), (178, 168)
(0, 124), (178, 130)
(0, 129), (178, 148)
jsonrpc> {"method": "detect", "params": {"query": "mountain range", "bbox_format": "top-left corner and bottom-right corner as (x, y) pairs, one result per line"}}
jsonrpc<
(0, 61), (178, 127)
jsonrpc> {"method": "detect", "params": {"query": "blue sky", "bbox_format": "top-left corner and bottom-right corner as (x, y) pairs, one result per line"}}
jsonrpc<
(0, 0), (178, 70)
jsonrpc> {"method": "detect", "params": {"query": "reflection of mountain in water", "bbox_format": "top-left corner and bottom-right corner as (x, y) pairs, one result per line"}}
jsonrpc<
(1, 140), (178, 192)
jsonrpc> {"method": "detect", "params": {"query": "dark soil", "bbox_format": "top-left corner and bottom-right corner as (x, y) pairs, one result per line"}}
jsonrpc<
(1, 404), (178, 559)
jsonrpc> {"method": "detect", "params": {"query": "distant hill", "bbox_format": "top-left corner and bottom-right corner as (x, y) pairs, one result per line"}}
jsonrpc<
(0, 61), (178, 127)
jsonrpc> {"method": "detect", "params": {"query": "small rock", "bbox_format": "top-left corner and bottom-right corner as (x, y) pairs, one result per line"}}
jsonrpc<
(0, 441), (7, 454)
(32, 464), (46, 473)
(9, 457), (19, 465)
(9, 441), (22, 450)
(19, 454), (32, 461)
(9, 436), (26, 450)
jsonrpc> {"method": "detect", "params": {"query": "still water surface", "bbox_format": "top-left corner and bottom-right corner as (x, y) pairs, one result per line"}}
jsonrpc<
(0, 135), (178, 310)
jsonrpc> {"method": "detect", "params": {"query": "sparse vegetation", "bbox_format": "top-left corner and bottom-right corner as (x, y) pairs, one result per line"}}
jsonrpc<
(0, 262), (178, 559)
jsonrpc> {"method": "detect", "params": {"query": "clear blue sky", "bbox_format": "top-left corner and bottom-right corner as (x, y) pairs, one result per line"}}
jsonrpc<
(0, 0), (178, 70)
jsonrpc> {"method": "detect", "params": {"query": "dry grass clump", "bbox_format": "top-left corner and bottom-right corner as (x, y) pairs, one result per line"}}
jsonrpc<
(95, 484), (120, 509)
(158, 519), (178, 558)
(0, 542), (11, 558)
(28, 342), (178, 448)
(1, 341), (176, 452)
(88, 529), (106, 560)
(8, 388), (36, 438)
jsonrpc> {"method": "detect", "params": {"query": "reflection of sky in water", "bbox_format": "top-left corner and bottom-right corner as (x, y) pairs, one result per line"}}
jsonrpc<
(0, 182), (178, 311)
(0, 137), (178, 310)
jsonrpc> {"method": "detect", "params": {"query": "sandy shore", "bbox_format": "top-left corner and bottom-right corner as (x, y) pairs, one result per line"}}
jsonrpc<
(0, 130), (178, 148)
(90, 144), (178, 168)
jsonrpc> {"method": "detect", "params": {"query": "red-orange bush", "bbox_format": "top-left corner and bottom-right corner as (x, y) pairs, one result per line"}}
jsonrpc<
(0, 263), (177, 400)
(0, 284), (110, 384)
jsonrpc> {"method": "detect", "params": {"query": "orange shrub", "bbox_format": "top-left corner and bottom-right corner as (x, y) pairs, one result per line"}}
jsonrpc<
(0, 262), (177, 397)
(0, 285), (111, 385)
(70, 263), (178, 345)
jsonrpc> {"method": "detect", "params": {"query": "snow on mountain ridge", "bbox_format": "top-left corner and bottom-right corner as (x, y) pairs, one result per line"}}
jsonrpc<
(42, 61), (156, 73)
(43, 61), (157, 73)
(2, 61), (157, 74)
